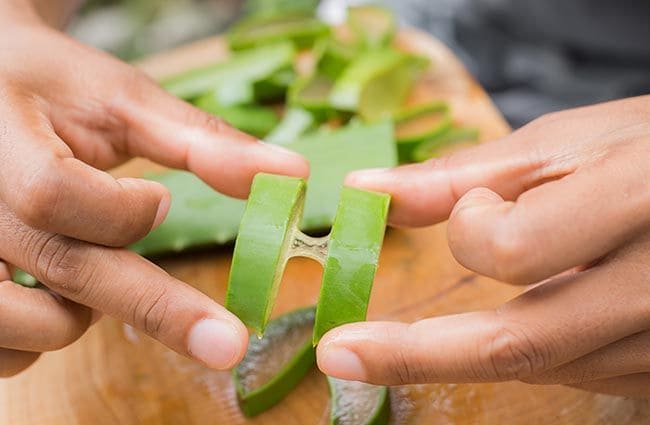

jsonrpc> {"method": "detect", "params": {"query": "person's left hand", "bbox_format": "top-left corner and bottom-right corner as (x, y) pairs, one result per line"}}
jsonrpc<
(317, 96), (650, 398)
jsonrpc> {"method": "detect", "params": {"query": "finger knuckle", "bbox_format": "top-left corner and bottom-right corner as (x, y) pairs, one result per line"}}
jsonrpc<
(133, 286), (172, 338)
(14, 163), (63, 229)
(31, 234), (92, 295)
(479, 321), (548, 381)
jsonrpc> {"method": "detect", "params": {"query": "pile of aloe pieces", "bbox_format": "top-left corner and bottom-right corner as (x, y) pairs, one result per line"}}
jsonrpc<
(131, 0), (478, 257)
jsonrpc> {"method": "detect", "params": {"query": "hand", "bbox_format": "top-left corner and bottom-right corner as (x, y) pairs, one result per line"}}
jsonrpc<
(318, 96), (650, 398)
(0, 14), (308, 376)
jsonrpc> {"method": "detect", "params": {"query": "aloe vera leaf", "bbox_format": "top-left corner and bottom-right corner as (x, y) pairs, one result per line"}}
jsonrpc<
(313, 187), (390, 345)
(315, 38), (359, 81)
(253, 67), (296, 102)
(228, 13), (330, 51)
(327, 377), (390, 425)
(266, 108), (316, 145)
(13, 269), (39, 288)
(394, 101), (453, 162)
(131, 121), (397, 256)
(234, 306), (316, 417)
(194, 95), (280, 138)
(347, 5), (397, 49)
(289, 73), (336, 116)
(330, 49), (429, 121)
(161, 42), (295, 101)
(226, 174), (307, 334)
(244, 0), (320, 19)
(412, 126), (480, 162)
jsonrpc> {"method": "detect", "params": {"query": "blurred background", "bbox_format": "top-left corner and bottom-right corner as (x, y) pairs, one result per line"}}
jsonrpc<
(70, 0), (650, 128)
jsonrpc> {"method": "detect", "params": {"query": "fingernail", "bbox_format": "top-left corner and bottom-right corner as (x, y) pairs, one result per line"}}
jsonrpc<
(188, 319), (243, 370)
(152, 195), (170, 230)
(319, 346), (367, 381)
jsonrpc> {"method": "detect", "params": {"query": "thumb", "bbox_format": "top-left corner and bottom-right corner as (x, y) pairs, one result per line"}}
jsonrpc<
(107, 72), (309, 198)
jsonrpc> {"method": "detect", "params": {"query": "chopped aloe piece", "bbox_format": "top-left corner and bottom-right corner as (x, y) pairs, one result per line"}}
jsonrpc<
(412, 126), (480, 162)
(315, 38), (359, 80)
(313, 187), (390, 344)
(327, 377), (390, 425)
(395, 102), (452, 162)
(234, 306), (316, 417)
(330, 49), (428, 121)
(132, 121), (397, 256)
(226, 174), (306, 334)
(266, 108), (316, 145)
(13, 269), (39, 288)
(228, 14), (330, 51)
(244, 0), (320, 19)
(347, 5), (397, 49)
(253, 67), (296, 102)
(194, 95), (280, 138)
(161, 42), (295, 101)
(289, 73), (336, 116)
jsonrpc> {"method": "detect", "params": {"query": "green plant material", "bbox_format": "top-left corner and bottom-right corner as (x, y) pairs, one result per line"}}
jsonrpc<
(194, 95), (280, 138)
(244, 0), (320, 18)
(412, 126), (480, 162)
(13, 269), (39, 288)
(327, 377), (390, 425)
(315, 37), (359, 81)
(394, 101), (453, 162)
(313, 187), (390, 345)
(226, 174), (306, 334)
(161, 42), (295, 101)
(330, 49), (429, 121)
(266, 108), (316, 145)
(228, 14), (330, 51)
(132, 121), (397, 257)
(347, 5), (397, 49)
(289, 73), (336, 116)
(253, 68), (297, 102)
(234, 306), (317, 417)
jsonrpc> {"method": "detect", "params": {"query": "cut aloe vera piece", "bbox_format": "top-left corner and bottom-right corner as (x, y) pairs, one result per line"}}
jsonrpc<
(13, 269), (39, 288)
(228, 13), (330, 51)
(161, 42), (295, 101)
(194, 95), (280, 138)
(244, 0), (320, 18)
(253, 67), (296, 102)
(289, 73), (336, 116)
(330, 49), (428, 121)
(395, 102), (452, 162)
(328, 377), (390, 425)
(347, 5), (397, 49)
(234, 307), (316, 417)
(313, 187), (390, 344)
(226, 174), (306, 334)
(412, 126), (480, 162)
(266, 108), (316, 145)
(131, 121), (397, 256)
(315, 38), (359, 81)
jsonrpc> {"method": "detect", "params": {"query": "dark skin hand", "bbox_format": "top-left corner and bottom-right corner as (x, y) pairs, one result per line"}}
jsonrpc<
(0, 0), (309, 376)
(320, 96), (650, 399)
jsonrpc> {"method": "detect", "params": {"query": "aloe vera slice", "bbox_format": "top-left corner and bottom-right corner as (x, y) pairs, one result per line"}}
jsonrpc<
(266, 108), (316, 145)
(161, 42), (295, 101)
(131, 121), (397, 256)
(313, 187), (390, 345)
(330, 49), (428, 121)
(194, 95), (280, 138)
(327, 377), (390, 425)
(394, 102), (452, 162)
(413, 126), (480, 162)
(253, 67), (296, 102)
(244, 0), (320, 18)
(228, 13), (330, 51)
(315, 38), (359, 81)
(289, 73), (336, 116)
(234, 307), (316, 417)
(13, 269), (39, 288)
(347, 5), (397, 49)
(226, 174), (307, 334)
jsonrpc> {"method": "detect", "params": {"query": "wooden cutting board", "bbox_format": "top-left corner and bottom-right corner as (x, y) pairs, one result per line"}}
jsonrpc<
(1, 30), (649, 425)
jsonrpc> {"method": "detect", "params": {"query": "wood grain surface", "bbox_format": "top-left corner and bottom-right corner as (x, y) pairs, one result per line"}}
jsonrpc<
(1, 29), (649, 425)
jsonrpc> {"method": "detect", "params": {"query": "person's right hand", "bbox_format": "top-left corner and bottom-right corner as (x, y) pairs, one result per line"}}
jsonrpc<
(0, 11), (308, 376)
